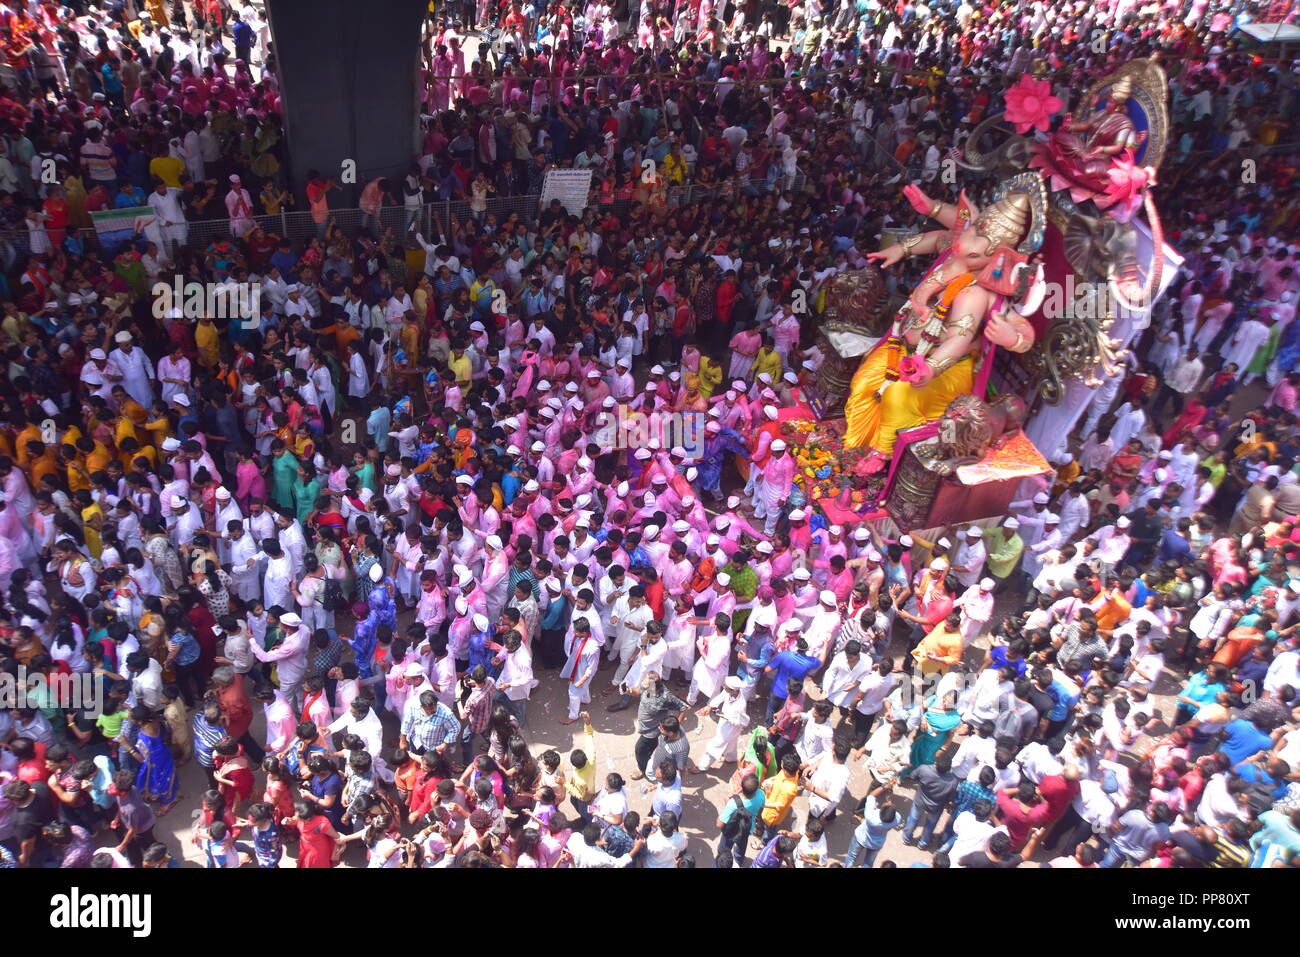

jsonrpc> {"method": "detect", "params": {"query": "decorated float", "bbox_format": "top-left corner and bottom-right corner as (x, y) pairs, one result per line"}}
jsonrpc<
(802, 57), (1180, 530)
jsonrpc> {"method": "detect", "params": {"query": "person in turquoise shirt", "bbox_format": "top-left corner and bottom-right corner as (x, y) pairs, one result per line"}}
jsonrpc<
(1250, 808), (1300, 865)
(270, 442), (299, 512)
(1174, 662), (1229, 725)
(291, 464), (322, 525)
(366, 404), (391, 454)
(351, 451), (377, 496)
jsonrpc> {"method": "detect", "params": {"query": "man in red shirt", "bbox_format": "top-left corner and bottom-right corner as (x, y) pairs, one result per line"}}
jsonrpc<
(995, 778), (1055, 851)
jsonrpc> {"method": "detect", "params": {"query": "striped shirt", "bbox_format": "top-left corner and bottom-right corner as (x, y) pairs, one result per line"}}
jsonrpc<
(80, 141), (116, 183)
(508, 567), (541, 602)
(192, 714), (227, 769)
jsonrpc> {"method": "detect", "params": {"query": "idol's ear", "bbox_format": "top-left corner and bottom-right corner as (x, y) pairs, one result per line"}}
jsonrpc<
(956, 189), (979, 224)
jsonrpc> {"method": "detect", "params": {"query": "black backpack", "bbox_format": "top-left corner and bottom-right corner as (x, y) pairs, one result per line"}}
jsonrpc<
(719, 795), (752, 846)
(323, 578), (345, 613)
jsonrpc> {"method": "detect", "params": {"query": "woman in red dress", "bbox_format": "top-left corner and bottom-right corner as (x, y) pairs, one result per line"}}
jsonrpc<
(292, 799), (340, 868)
(213, 738), (255, 817)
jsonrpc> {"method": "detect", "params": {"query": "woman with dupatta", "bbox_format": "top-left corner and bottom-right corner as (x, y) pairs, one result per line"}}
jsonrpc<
(126, 705), (179, 812)
(906, 691), (961, 776)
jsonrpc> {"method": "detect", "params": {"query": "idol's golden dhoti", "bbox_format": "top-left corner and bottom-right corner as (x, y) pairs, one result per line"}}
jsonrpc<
(842, 346), (974, 455)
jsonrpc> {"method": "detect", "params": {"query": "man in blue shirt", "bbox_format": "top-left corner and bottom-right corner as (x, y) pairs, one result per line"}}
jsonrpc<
(763, 638), (820, 723)
(1156, 518), (1192, 563)
(1217, 716), (1273, 767)
(114, 181), (146, 208)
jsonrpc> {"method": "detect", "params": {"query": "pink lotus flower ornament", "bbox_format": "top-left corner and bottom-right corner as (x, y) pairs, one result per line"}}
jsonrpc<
(1003, 75), (1063, 135)
(1094, 150), (1151, 224)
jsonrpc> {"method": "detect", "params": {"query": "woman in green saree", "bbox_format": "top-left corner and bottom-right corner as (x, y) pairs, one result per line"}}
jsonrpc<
(906, 690), (961, 775)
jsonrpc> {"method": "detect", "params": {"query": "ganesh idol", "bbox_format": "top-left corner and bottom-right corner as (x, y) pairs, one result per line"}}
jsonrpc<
(843, 173), (1048, 472)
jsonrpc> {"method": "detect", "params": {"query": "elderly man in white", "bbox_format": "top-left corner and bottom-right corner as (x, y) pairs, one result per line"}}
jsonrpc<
(248, 611), (310, 711)
(107, 331), (155, 407)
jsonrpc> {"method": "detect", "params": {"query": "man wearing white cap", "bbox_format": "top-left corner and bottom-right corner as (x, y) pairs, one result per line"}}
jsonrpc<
(608, 357), (635, 401)
(696, 419), (749, 502)
(954, 578), (996, 645)
(696, 674), (751, 770)
(79, 347), (120, 406)
(226, 173), (255, 237)
(951, 526), (987, 589)
(481, 534), (511, 623)
(166, 493), (203, 552)
(985, 516), (1024, 592)
(789, 568), (821, 630)
(753, 437), (796, 536)
(248, 610), (310, 711)
(1009, 491), (1057, 550)
(108, 332), (155, 408)
(743, 404), (783, 499)
(1083, 516), (1132, 578)
(805, 589), (843, 663)
(212, 488), (243, 564)
(1023, 514), (1064, 584)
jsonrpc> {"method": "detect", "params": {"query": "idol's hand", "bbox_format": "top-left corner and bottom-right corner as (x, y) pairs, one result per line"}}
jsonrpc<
(866, 245), (904, 269)
(904, 183), (934, 217)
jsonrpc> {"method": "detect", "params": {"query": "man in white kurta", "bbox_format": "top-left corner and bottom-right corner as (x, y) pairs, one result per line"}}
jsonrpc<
(1223, 316), (1270, 384)
(607, 588), (654, 692)
(954, 579), (996, 645)
(698, 675), (751, 769)
(560, 620), (602, 722)
(248, 613), (310, 710)
(227, 522), (261, 602)
(225, 175), (255, 237)
(687, 614), (732, 706)
(108, 333), (155, 407)
(494, 633), (537, 725)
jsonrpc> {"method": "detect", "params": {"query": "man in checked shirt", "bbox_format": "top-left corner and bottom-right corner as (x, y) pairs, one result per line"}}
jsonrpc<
(399, 690), (460, 758)
(458, 665), (497, 766)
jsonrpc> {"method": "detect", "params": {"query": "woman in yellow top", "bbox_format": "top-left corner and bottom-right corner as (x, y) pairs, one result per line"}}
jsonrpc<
(260, 182), (292, 216)
(698, 353), (723, 400)
(76, 490), (105, 559)
(10, 418), (40, 467)
(752, 340), (783, 384)
(195, 316), (220, 369)
(113, 412), (142, 458)
(912, 612), (965, 678)
(63, 172), (91, 228)
(142, 400), (173, 449)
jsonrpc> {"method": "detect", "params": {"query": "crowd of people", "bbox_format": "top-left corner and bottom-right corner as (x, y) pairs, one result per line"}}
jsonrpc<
(0, 0), (1297, 870)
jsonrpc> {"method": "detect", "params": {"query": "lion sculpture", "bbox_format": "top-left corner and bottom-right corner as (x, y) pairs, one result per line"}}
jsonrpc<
(933, 394), (1028, 470)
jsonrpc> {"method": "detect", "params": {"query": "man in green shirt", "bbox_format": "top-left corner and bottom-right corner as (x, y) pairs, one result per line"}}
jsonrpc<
(722, 551), (760, 631)
(985, 517), (1025, 589)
